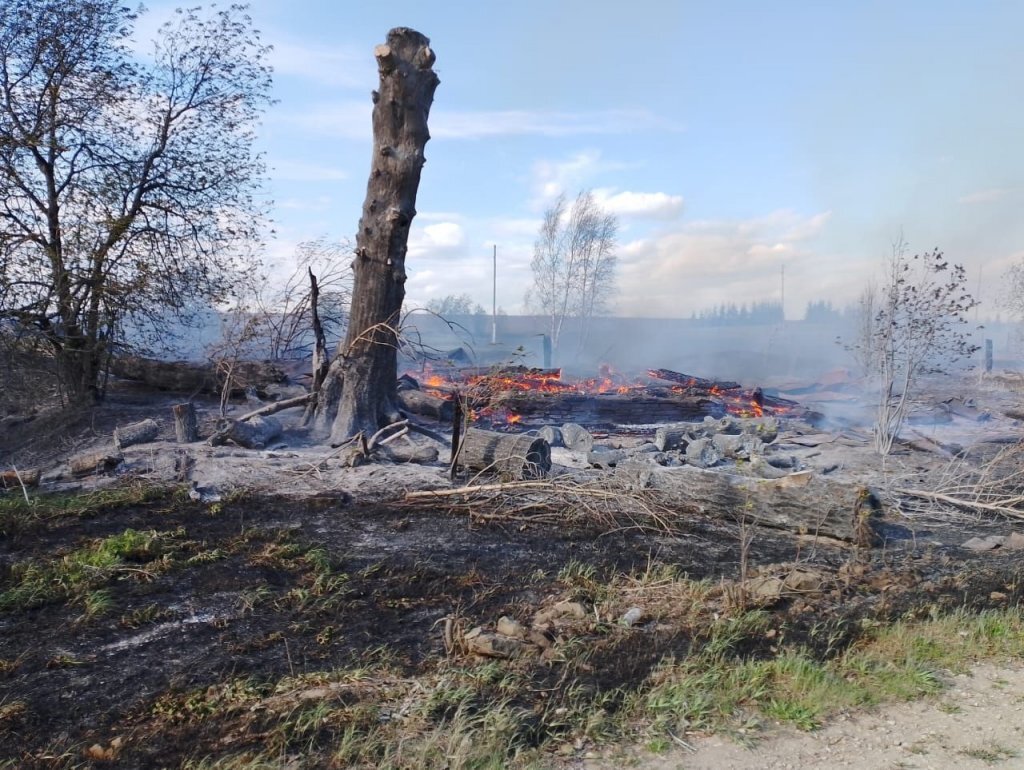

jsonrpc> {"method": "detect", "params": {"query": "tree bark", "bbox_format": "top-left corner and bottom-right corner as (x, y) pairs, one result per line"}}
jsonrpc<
(458, 427), (551, 480)
(315, 28), (439, 444)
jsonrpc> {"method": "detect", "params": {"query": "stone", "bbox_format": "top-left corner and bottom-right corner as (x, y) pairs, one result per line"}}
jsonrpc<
(464, 630), (529, 659)
(537, 425), (564, 448)
(620, 607), (643, 627)
(962, 535), (1006, 551)
(496, 616), (527, 639)
(1004, 532), (1024, 550)
(685, 437), (722, 468)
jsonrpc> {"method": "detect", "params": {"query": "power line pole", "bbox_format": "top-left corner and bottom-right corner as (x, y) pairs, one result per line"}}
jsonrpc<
(491, 244), (497, 345)
(780, 264), (786, 321)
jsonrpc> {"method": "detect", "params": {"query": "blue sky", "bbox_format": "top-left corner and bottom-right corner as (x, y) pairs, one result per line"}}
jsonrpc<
(144, 1), (1023, 318)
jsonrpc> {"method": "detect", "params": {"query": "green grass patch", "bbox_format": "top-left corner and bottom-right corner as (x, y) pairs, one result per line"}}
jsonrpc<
(0, 483), (179, 536)
(0, 526), (187, 612)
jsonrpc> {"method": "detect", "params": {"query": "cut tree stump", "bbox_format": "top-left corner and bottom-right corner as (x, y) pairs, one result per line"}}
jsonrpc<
(615, 462), (881, 545)
(458, 428), (551, 480)
(172, 403), (199, 443)
(70, 450), (123, 477)
(113, 418), (159, 450)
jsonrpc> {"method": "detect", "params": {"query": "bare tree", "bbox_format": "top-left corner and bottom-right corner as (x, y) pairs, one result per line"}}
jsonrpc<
(313, 28), (438, 445)
(0, 1), (271, 405)
(849, 237), (979, 454)
(426, 293), (484, 317)
(254, 239), (352, 361)
(526, 191), (617, 356)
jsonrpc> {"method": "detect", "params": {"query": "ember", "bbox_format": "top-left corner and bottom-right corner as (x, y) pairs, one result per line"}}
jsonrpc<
(399, 365), (813, 429)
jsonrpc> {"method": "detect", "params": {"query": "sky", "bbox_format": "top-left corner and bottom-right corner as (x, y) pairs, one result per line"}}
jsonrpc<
(142, 0), (1024, 319)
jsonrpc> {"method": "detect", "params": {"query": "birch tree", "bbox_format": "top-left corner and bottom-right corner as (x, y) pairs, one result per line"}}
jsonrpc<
(526, 190), (617, 355)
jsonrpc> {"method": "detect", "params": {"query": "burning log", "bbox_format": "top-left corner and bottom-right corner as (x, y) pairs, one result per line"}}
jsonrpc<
(615, 462), (881, 545)
(494, 393), (723, 428)
(458, 428), (551, 480)
(647, 368), (741, 392)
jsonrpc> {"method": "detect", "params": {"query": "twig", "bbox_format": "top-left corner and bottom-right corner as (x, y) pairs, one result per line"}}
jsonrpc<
(12, 466), (31, 505)
(405, 481), (556, 499)
(896, 488), (1024, 521)
(233, 392), (314, 422)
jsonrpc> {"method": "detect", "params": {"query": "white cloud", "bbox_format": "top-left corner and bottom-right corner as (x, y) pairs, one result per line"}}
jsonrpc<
(280, 105), (676, 142)
(958, 188), (1016, 205)
(592, 188), (684, 219)
(529, 150), (638, 207)
(271, 160), (349, 182)
(407, 221), (466, 259)
(269, 41), (372, 89)
(431, 108), (676, 140)
(616, 210), (838, 317)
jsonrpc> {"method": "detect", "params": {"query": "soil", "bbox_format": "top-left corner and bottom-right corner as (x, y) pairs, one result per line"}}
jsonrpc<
(594, 664), (1024, 769)
(1, 372), (1023, 768)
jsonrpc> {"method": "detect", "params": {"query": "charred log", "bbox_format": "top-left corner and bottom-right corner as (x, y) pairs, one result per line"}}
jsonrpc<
(647, 368), (741, 391)
(494, 392), (723, 427)
(396, 387), (453, 421)
(110, 356), (286, 395)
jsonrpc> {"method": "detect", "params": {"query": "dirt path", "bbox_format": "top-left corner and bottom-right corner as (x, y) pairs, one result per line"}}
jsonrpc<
(593, 663), (1024, 770)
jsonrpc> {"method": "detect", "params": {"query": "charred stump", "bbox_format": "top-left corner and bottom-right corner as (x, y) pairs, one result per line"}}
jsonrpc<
(315, 28), (439, 445)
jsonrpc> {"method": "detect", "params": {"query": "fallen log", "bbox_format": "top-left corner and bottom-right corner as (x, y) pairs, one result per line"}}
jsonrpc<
(1, 468), (40, 489)
(493, 393), (723, 427)
(647, 368), (741, 391)
(70, 450), (123, 477)
(615, 462), (881, 545)
(458, 427), (551, 480)
(206, 393), (312, 447)
(397, 387), (453, 421)
(208, 415), (282, 449)
(113, 418), (160, 450)
(110, 355), (287, 395)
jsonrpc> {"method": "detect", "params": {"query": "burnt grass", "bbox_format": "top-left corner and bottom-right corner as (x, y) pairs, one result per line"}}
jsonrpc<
(0, 487), (1021, 768)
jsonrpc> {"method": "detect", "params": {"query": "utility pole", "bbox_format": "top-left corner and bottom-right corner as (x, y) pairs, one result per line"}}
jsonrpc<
(491, 244), (497, 345)
(780, 264), (786, 321)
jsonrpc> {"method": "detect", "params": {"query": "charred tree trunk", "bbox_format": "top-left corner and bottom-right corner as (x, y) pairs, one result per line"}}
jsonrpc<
(314, 28), (439, 444)
(304, 268), (330, 425)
